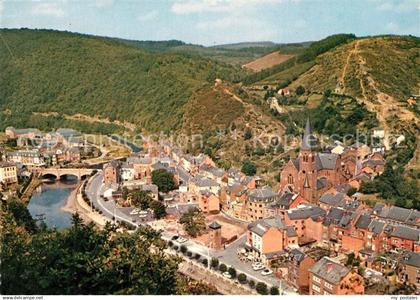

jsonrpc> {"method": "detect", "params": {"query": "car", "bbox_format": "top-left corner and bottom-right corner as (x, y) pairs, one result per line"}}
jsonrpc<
(223, 272), (232, 279)
(261, 269), (273, 276)
(252, 264), (265, 271)
(252, 261), (263, 267)
(178, 237), (188, 243)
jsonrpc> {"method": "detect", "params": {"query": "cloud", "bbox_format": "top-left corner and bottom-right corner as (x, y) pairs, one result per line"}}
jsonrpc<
(95, 0), (114, 8)
(171, 0), (282, 15)
(31, 3), (65, 17)
(375, 0), (417, 12)
(138, 10), (158, 22)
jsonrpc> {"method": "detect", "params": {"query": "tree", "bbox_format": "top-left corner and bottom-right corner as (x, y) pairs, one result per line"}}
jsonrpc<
(210, 258), (219, 269)
(1, 210), (181, 295)
(150, 200), (166, 219)
(270, 286), (279, 295)
(202, 258), (208, 267)
(324, 89), (332, 98)
(219, 264), (227, 273)
(180, 245), (187, 254)
(256, 282), (268, 295)
(122, 186), (129, 200)
(295, 85), (305, 96)
(244, 127), (252, 140)
(248, 280), (255, 289)
(8, 199), (37, 233)
(130, 189), (152, 209)
(238, 273), (247, 284)
(228, 267), (236, 278)
(241, 160), (257, 176)
(151, 169), (177, 193)
(347, 187), (357, 197)
(179, 208), (206, 237)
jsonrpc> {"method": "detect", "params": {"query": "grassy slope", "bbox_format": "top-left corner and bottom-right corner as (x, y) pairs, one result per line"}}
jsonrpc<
(0, 29), (243, 132)
(289, 36), (420, 102)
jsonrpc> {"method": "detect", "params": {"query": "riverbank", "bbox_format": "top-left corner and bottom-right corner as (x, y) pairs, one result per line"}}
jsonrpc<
(61, 177), (107, 228)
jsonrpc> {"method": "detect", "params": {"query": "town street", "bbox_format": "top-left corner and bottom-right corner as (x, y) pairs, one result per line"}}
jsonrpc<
(86, 172), (295, 293)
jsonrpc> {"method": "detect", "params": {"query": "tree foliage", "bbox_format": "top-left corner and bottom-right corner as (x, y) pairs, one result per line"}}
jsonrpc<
(151, 169), (177, 193)
(129, 188), (166, 219)
(179, 207), (206, 237)
(241, 160), (257, 176)
(0, 29), (242, 133)
(1, 207), (181, 295)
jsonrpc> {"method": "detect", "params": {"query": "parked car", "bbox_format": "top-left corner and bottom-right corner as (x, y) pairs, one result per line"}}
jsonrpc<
(178, 237), (188, 243)
(223, 272), (232, 279)
(252, 264), (265, 271)
(261, 269), (273, 276)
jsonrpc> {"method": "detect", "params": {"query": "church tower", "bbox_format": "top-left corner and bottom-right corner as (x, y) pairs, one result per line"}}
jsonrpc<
(298, 118), (318, 203)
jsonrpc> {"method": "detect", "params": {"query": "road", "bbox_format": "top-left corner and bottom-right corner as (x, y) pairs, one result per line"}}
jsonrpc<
(86, 172), (148, 227)
(86, 172), (296, 294)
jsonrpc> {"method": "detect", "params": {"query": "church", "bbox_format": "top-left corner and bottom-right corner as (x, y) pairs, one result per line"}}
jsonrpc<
(278, 119), (345, 204)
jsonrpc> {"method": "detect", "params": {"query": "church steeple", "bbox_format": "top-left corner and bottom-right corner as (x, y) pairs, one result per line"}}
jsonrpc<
(301, 118), (317, 151)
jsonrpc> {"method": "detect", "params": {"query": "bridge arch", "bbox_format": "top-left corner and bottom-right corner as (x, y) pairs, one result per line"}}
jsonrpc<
(39, 168), (94, 181)
(59, 174), (79, 181)
(41, 173), (58, 181)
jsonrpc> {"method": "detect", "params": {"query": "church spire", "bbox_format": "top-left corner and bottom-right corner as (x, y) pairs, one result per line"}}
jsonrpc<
(301, 117), (317, 150)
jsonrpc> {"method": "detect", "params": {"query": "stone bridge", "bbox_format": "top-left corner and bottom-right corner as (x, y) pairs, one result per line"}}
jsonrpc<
(38, 168), (94, 180)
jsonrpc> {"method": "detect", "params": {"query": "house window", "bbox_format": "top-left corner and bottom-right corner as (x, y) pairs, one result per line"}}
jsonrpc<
(324, 282), (333, 290)
(313, 276), (321, 284)
(324, 291), (330, 295)
(312, 284), (320, 293)
(288, 174), (294, 184)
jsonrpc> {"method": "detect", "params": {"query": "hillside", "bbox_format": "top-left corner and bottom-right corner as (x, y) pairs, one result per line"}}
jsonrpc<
(0, 29), (243, 132)
(181, 81), (288, 183)
(287, 36), (420, 135)
(242, 51), (294, 72)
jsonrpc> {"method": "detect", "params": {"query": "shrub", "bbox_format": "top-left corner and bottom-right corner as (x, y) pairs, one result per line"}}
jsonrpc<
(180, 245), (187, 253)
(168, 241), (173, 247)
(238, 273), (247, 284)
(194, 253), (201, 260)
(173, 245), (179, 251)
(211, 258), (219, 269)
(270, 287), (279, 295)
(228, 267), (236, 279)
(186, 251), (192, 257)
(249, 280), (255, 289)
(219, 263), (227, 273)
(256, 282), (268, 295)
(202, 258), (208, 267)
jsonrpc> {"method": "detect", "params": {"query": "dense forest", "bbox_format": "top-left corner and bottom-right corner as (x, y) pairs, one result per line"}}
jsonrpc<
(0, 29), (243, 132)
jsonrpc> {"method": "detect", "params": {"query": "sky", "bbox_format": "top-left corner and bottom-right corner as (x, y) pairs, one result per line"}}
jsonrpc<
(0, 0), (418, 46)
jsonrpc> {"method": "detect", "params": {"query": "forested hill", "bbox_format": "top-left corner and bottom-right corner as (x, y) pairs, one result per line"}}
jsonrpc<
(0, 29), (243, 132)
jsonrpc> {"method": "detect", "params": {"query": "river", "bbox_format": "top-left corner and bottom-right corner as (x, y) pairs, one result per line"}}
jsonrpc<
(27, 180), (78, 229)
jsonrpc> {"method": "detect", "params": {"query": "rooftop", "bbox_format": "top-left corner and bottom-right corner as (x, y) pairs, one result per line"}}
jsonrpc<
(309, 257), (350, 285)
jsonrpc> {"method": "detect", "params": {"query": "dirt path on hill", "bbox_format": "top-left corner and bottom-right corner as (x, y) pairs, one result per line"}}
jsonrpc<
(340, 40), (360, 93)
(344, 40), (419, 150)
